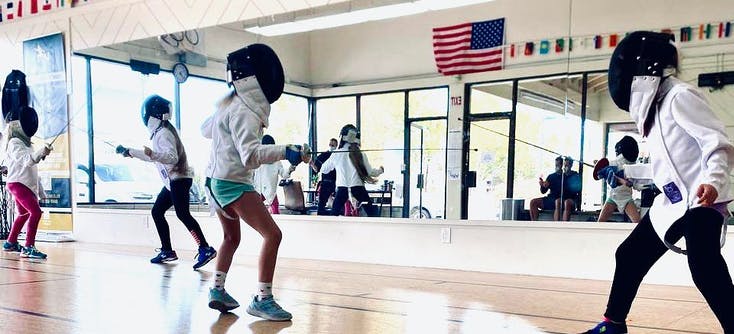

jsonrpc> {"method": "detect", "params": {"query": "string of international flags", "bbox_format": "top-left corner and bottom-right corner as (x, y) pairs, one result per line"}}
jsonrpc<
(0, 0), (89, 23)
(434, 16), (734, 76)
(509, 21), (734, 58)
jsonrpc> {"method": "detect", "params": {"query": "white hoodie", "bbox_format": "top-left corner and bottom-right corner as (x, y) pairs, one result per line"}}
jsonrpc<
(5, 137), (41, 196)
(630, 75), (734, 245)
(201, 76), (285, 185)
(127, 124), (193, 190)
(320, 147), (383, 188)
(253, 161), (291, 205)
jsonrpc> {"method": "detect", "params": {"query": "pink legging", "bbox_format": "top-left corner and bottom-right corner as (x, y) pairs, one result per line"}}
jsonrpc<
(7, 182), (42, 247)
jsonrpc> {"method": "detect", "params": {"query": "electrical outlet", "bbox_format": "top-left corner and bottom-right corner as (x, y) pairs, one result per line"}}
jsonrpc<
(441, 227), (451, 244)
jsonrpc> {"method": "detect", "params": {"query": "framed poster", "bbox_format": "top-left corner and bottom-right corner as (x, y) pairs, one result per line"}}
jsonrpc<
(23, 32), (73, 236)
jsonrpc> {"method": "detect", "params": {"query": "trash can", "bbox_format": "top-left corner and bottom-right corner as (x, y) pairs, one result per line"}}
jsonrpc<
(501, 198), (525, 220)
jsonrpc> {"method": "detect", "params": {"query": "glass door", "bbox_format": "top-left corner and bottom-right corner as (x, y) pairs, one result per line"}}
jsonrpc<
(467, 119), (510, 220)
(406, 120), (447, 218)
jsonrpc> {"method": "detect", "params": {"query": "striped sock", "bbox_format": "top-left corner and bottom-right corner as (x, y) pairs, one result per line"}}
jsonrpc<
(189, 230), (202, 246)
(213, 271), (227, 290)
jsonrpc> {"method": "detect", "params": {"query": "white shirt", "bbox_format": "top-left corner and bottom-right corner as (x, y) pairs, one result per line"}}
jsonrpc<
(128, 126), (193, 189)
(320, 147), (383, 187)
(201, 76), (285, 185)
(253, 161), (291, 204)
(630, 76), (734, 242)
(608, 155), (634, 202)
(5, 138), (41, 196)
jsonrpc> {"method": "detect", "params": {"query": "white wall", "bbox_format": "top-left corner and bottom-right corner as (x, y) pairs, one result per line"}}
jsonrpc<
(73, 209), (734, 287)
(309, 0), (573, 87)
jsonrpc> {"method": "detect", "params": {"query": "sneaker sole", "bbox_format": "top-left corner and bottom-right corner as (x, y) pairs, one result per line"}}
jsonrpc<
(209, 300), (239, 312)
(20, 254), (47, 259)
(193, 252), (217, 270)
(151, 257), (178, 264)
(246, 306), (292, 321)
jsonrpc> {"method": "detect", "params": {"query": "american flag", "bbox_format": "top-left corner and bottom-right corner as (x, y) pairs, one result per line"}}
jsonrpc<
(433, 18), (505, 75)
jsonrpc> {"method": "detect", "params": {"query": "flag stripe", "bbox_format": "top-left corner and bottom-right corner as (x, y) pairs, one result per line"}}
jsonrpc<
(432, 26), (472, 38)
(438, 58), (502, 68)
(436, 48), (502, 61)
(432, 34), (471, 44)
(433, 43), (471, 54)
(432, 22), (472, 32)
(441, 64), (503, 75)
(436, 55), (503, 67)
(433, 37), (472, 47)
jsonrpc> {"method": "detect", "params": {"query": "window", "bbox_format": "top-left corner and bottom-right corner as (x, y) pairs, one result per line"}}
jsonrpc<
(179, 76), (230, 203)
(409, 88), (449, 118)
(581, 73), (611, 210)
(513, 76), (582, 211)
(70, 56), (91, 203)
(316, 97), (356, 152)
(89, 59), (174, 203)
(360, 92), (405, 208)
(267, 93), (310, 197)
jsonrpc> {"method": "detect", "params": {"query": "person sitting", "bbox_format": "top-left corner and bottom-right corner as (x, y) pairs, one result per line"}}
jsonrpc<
(529, 156), (582, 221)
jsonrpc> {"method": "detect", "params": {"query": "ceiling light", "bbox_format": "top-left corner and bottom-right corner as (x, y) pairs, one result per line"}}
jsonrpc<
(246, 0), (494, 37)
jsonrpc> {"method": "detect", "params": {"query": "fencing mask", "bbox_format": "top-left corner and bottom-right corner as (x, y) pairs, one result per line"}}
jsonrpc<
(226, 43), (284, 104)
(7, 105), (39, 138)
(608, 31), (677, 111)
(141, 95), (171, 134)
(615, 135), (639, 163)
(339, 124), (360, 148)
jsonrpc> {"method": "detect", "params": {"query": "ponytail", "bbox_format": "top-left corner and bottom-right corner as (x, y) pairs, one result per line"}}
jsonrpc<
(348, 143), (378, 184)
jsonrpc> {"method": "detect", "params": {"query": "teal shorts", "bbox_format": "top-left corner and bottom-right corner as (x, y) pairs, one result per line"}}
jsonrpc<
(205, 177), (256, 208)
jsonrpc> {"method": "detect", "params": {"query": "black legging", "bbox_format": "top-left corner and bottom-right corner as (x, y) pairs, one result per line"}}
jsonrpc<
(151, 178), (209, 251)
(332, 186), (378, 217)
(605, 207), (734, 333)
(317, 180), (336, 215)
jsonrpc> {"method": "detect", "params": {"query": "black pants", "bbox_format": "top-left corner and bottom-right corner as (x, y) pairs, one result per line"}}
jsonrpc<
(332, 186), (378, 217)
(151, 178), (209, 251)
(317, 180), (336, 215)
(605, 207), (734, 333)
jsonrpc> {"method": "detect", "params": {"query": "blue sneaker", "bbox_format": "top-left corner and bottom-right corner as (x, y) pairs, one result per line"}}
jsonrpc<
(150, 249), (178, 264)
(208, 288), (240, 312)
(193, 246), (217, 270)
(581, 320), (628, 334)
(21, 245), (47, 259)
(246, 295), (292, 321)
(3, 241), (22, 253)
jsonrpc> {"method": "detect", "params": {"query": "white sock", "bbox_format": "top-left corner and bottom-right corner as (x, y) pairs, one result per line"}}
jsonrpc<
(213, 271), (227, 290)
(257, 282), (273, 300)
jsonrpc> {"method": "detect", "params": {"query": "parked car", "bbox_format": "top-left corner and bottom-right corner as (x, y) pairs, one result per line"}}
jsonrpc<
(75, 164), (204, 204)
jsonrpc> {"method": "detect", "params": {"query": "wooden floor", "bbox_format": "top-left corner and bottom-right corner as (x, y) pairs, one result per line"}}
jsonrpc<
(0, 242), (723, 334)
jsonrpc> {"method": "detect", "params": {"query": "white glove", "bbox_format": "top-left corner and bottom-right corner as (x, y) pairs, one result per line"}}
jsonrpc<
(32, 144), (52, 163)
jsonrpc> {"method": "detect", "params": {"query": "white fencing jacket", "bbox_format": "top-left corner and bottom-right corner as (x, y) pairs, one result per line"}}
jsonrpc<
(201, 76), (285, 186)
(630, 75), (734, 246)
(128, 125), (193, 189)
(253, 161), (291, 205)
(5, 138), (41, 196)
(320, 147), (383, 188)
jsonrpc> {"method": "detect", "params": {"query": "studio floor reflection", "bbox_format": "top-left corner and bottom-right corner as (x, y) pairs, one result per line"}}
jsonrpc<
(0, 242), (721, 334)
